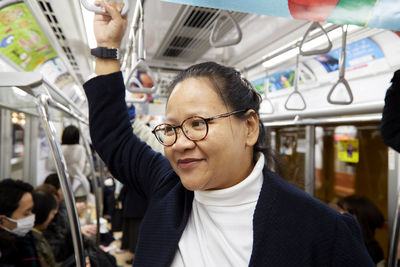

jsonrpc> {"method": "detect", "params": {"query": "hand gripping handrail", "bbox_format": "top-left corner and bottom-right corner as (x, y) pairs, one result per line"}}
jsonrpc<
(299, 22), (332, 56)
(327, 25), (353, 105)
(285, 53), (307, 111)
(260, 71), (274, 114)
(209, 10), (242, 48)
(81, 0), (129, 16)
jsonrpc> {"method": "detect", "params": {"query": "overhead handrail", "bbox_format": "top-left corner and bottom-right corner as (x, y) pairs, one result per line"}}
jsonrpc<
(78, 122), (102, 246)
(327, 25), (353, 105)
(36, 94), (86, 267)
(388, 194), (400, 267)
(124, 0), (157, 96)
(209, 10), (242, 48)
(81, 0), (129, 16)
(285, 53), (307, 111)
(299, 22), (332, 56)
(261, 71), (274, 114)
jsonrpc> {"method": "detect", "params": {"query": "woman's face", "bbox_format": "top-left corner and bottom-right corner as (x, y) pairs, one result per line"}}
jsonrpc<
(165, 77), (258, 191)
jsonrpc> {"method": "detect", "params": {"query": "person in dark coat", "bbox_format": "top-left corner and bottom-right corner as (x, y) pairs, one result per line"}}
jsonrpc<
(0, 179), (42, 266)
(83, 2), (375, 266)
(381, 69), (400, 152)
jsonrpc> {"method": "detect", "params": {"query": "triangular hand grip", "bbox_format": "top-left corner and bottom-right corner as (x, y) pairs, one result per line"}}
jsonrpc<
(260, 98), (274, 114)
(125, 59), (157, 94)
(327, 78), (353, 105)
(210, 10), (242, 48)
(285, 91), (307, 111)
(299, 22), (332, 56)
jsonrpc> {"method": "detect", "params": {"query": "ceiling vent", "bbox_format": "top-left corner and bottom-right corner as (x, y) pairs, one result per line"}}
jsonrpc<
(153, 5), (247, 63)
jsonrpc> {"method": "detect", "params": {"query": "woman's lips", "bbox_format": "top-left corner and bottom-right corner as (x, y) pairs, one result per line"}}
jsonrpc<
(178, 158), (202, 169)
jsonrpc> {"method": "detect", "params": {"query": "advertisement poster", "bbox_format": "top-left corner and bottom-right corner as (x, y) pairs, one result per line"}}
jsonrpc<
(251, 77), (265, 95)
(337, 139), (359, 163)
(0, 3), (57, 71)
(315, 38), (384, 73)
(163, 0), (400, 31)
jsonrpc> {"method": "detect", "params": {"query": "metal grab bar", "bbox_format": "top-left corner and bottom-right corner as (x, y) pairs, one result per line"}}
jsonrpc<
(260, 71), (274, 114)
(299, 22), (332, 56)
(37, 93), (86, 267)
(285, 53), (307, 111)
(81, 0), (129, 16)
(327, 25), (353, 105)
(78, 122), (102, 246)
(209, 10), (242, 48)
(388, 193), (400, 267)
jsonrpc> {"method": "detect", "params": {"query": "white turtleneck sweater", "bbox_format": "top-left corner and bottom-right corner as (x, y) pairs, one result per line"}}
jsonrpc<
(171, 154), (265, 267)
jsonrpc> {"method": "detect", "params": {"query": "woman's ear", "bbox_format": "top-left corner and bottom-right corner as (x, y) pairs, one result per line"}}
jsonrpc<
(244, 110), (259, 147)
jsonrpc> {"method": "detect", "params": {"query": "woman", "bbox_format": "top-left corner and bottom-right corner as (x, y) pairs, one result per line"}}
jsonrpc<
(46, 125), (91, 200)
(84, 2), (374, 266)
(31, 188), (60, 267)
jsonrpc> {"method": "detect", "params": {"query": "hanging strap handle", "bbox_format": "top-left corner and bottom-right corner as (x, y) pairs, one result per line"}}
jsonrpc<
(285, 53), (307, 111)
(327, 25), (353, 105)
(209, 10), (242, 48)
(125, 59), (157, 94)
(81, 0), (129, 16)
(261, 71), (274, 114)
(299, 22), (332, 56)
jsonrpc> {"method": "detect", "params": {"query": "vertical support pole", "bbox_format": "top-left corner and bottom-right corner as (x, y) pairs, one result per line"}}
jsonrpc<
(388, 148), (400, 267)
(78, 122), (101, 246)
(0, 109), (12, 179)
(305, 125), (315, 196)
(23, 115), (39, 186)
(36, 94), (85, 267)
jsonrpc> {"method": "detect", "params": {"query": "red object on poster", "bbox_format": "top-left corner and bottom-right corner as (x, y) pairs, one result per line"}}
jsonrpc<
(288, 0), (340, 22)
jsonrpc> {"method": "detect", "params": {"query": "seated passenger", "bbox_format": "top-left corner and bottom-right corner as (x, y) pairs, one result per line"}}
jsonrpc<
(0, 178), (42, 266)
(337, 195), (385, 265)
(82, 2), (375, 266)
(31, 188), (60, 267)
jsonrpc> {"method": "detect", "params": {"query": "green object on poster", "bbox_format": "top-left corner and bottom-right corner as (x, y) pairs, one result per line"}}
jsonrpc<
(327, 0), (377, 26)
(0, 3), (57, 71)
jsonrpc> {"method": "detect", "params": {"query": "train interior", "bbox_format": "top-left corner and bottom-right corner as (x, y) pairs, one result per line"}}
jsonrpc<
(0, 0), (400, 266)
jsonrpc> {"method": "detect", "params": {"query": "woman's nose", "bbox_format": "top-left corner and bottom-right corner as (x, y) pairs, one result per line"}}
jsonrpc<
(173, 128), (195, 150)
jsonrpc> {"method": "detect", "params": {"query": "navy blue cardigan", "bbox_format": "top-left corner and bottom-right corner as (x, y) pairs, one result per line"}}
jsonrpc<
(84, 72), (374, 267)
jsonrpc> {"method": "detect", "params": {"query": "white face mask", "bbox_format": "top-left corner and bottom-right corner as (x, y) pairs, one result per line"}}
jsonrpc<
(3, 214), (35, 237)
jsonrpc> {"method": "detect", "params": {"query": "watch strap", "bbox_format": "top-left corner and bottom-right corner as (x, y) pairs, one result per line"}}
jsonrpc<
(90, 47), (120, 60)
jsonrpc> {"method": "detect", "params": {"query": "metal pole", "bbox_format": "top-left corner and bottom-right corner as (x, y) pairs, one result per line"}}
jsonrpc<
(78, 121), (101, 246)
(388, 149), (400, 267)
(36, 94), (85, 267)
(304, 125), (315, 196)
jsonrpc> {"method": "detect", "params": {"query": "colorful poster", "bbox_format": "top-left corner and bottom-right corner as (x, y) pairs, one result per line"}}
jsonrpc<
(337, 139), (359, 163)
(162, 0), (400, 31)
(251, 77), (265, 95)
(0, 3), (56, 71)
(315, 38), (384, 72)
(267, 69), (295, 92)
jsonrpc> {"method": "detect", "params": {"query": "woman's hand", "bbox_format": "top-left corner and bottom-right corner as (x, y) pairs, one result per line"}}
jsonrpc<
(93, 1), (127, 48)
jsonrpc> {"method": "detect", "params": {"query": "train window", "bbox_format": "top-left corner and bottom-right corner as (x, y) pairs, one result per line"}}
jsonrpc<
(11, 112), (25, 180)
(314, 123), (388, 258)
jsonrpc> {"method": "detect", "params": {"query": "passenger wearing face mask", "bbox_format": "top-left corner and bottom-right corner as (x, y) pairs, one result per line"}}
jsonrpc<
(0, 178), (42, 266)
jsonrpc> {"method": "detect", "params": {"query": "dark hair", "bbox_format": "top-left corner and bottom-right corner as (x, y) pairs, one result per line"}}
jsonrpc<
(0, 178), (33, 217)
(36, 184), (59, 201)
(32, 189), (58, 226)
(337, 195), (384, 243)
(44, 173), (60, 190)
(168, 61), (282, 174)
(62, 125), (80, 145)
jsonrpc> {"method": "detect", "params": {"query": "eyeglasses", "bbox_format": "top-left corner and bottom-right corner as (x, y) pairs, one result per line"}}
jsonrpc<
(152, 109), (248, 146)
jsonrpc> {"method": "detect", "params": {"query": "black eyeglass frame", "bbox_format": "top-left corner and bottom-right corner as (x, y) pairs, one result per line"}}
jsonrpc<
(152, 109), (248, 147)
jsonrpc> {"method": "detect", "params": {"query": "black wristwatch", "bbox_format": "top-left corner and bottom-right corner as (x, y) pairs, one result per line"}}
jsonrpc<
(90, 47), (120, 60)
